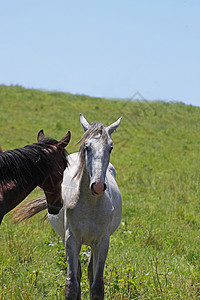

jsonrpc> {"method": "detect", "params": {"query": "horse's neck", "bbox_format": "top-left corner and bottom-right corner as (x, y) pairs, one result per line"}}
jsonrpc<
(2, 180), (37, 214)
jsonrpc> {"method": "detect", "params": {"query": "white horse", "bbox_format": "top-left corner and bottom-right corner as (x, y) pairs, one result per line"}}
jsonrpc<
(48, 114), (122, 300)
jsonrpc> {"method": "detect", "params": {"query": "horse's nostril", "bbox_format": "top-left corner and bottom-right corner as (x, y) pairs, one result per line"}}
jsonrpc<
(91, 182), (106, 195)
(91, 182), (96, 193)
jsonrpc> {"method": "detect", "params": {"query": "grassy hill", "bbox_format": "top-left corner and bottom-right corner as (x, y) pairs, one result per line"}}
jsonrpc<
(1, 85), (200, 299)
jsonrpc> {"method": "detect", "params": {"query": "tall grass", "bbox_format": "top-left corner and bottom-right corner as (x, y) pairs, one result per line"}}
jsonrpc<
(1, 85), (200, 299)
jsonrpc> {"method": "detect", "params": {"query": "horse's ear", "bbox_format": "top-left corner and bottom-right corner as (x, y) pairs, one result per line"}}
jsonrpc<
(0, 146), (3, 153)
(57, 131), (71, 148)
(37, 130), (45, 142)
(106, 117), (122, 135)
(80, 113), (90, 131)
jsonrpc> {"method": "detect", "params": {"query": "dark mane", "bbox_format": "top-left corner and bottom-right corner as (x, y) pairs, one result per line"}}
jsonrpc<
(75, 122), (108, 178)
(0, 138), (67, 188)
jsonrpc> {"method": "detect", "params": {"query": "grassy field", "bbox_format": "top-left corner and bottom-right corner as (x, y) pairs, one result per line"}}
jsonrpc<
(1, 85), (200, 299)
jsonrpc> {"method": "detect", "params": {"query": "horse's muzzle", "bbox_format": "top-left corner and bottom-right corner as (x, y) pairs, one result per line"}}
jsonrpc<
(91, 182), (107, 195)
(47, 197), (63, 214)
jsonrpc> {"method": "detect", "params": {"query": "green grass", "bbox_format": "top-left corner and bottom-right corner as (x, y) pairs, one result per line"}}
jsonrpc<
(1, 85), (200, 299)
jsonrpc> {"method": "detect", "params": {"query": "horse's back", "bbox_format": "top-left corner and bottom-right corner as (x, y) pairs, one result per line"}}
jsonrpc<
(108, 163), (116, 178)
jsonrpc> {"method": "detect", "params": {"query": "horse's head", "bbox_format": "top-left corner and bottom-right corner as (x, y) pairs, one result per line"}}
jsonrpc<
(37, 130), (71, 213)
(79, 114), (122, 196)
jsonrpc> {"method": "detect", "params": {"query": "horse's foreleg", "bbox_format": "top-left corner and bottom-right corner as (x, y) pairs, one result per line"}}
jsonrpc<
(88, 251), (93, 299)
(91, 235), (110, 300)
(65, 228), (81, 300)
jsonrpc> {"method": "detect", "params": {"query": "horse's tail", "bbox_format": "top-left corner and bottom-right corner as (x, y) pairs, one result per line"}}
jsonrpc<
(12, 195), (47, 223)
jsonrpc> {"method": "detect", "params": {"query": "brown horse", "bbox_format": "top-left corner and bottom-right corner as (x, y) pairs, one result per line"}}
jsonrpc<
(0, 130), (71, 224)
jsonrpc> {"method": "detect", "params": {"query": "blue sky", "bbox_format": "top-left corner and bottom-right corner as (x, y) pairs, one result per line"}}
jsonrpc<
(1, 1), (200, 106)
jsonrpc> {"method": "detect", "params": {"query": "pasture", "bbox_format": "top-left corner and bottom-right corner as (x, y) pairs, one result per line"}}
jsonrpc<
(1, 85), (200, 299)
